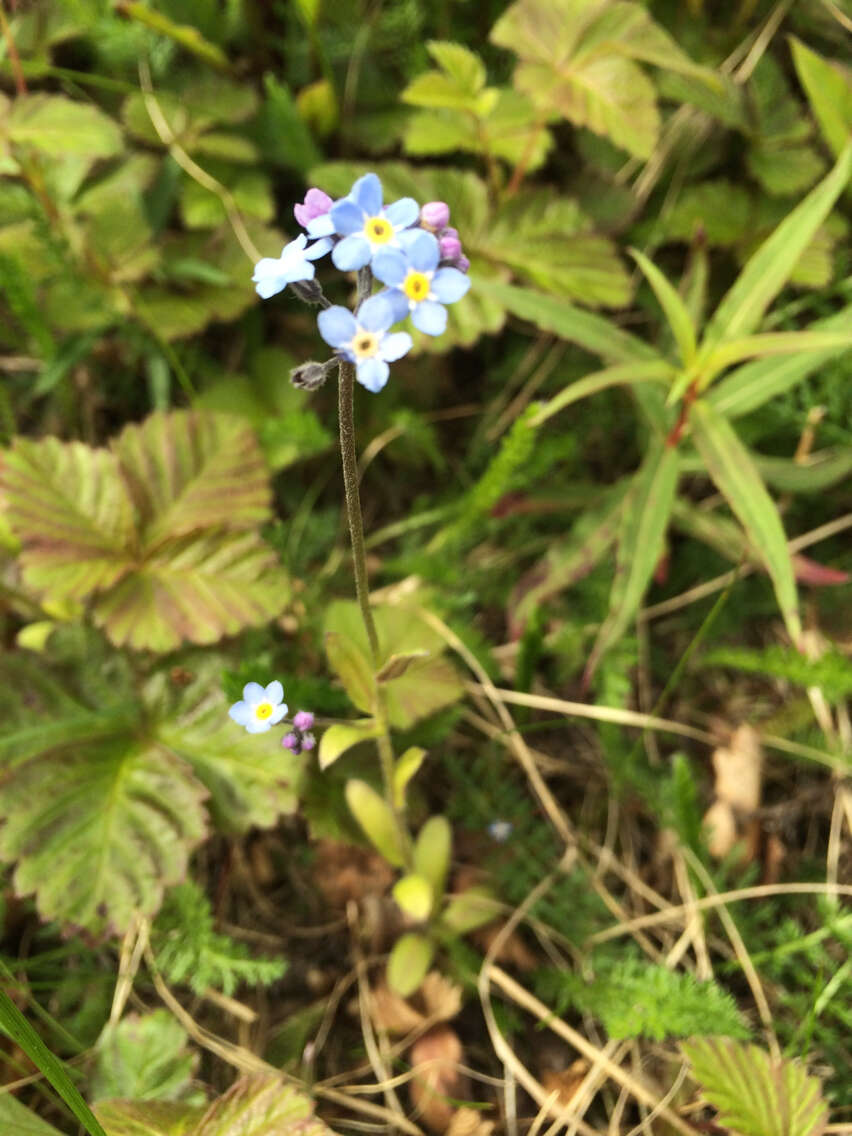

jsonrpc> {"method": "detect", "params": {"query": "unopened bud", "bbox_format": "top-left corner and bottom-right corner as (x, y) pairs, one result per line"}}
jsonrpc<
(439, 235), (462, 261)
(420, 201), (451, 231)
(290, 360), (335, 391)
(289, 277), (325, 305)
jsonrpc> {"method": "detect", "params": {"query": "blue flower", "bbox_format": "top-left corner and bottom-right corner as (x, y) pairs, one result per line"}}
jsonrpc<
(326, 174), (419, 272)
(488, 820), (513, 843)
(317, 294), (412, 393)
(372, 230), (471, 336)
(252, 234), (332, 299)
(229, 681), (288, 734)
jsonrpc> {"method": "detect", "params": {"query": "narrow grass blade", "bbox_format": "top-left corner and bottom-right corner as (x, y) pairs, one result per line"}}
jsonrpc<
(690, 400), (801, 644)
(532, 360), (674, 426)
(630, 248), (697, 365)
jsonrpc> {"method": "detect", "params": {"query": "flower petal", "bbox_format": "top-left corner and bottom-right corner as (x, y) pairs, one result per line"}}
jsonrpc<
(268, 703), (288, 725)
(372, 247), (408, 287)
(304, 236), (332, 261)
(384, 197), (419, 229)
(357, 294), (393, 332)
(431, 267), (471, 304)
(229, 701), (252, 726)
(318, 305), (358, 348)
(243, 682), (266, 703)
(332, 233), (371, 271)
(356, 357), (390, 393)
(351, 173), (383, 215)
(381, 287), (410, 324)
(329, 198), (365, 236)
(306, 213), (336, 237)
(246, 717), (272, 734)
(265, 680), (285, 705)
(283, 234), (307, 255)
(380, 331), (413, 362)
(412, 300), (447, 336)
(405, 230), (440, 273)
(252, 270), (287, 299)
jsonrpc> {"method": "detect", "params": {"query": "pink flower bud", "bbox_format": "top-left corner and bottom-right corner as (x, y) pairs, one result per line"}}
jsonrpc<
(282, 732), (299, 752)
(442, 227), (459, 240)
(293, 710), (315, 731)
(439, 235), (462, 261)
(301, 732), (316, 751)
(294, 188), (333, 228)
(456, 254), (470, 274)
(420, 201), (451, 231)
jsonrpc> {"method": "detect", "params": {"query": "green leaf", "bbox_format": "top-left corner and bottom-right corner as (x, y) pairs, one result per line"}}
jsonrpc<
(95, 1100), (200, 1136)
(0, 1094), (64, 1136)
(392, 874), (434, 922)
(402, 42), (487, 112)
(708, 304), (852, 417)
(690, 400), (800, 643)
(112, 411), (272, 546)
(255, 75), (321, 172)
(697, 329), (852, 388)
(318, 720), (382, 771)
(376, 650), (430, 682)
(441, 886), (497, 934)
(789, 37), (852, 159)
(682, 1038), (828, 1136)
(491, 0), (715, 159)
(345, 780), (405, 867)
(755, 450), (852, 495)
(413, 815), (452, 899)
(426, 41), (487, 95)
(703, 144), (852, 346)
(394, 746), (427, 807)
(654, 180), (753, 248)
(324, 631), (376, 716)
(538, 960), (748, 1040)
(629, 248), (697, 365)
(92, 531), (289, 652)
(5, 94), (122, 157)
(91, 1012), (196, 1104)
(473, 279), (657, 363)
(195, 1075), (337, 1136)
(532, 360), (674, 425)
(746, 142), (825, 198)
(586, 441), (679, 678)
(0, 985), (108, 1136)
(0, 733), (207, 935)
(179, 170), (274, 229)
(387, 933), (435, 997)
(0, 437), (135, 603)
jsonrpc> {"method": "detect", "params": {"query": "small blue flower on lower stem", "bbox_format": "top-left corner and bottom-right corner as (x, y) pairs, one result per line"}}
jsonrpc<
(372, 230), (470, 336)
(317, 294), (412, 393)
(252, 234), (332, 299)
(328, 173), (419, 272)
(229, 681), (288, 734)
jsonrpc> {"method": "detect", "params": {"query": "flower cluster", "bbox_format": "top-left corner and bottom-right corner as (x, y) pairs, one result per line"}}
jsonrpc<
(251, 173), (471, 393)
(229, 682), (315, 750)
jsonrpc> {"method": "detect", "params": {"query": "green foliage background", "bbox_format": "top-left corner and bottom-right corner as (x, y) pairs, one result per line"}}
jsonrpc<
(0, 0), (850, 1132)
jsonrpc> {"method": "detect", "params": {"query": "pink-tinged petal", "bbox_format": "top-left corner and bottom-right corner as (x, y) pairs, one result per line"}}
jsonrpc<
(420, 201), (450, 230)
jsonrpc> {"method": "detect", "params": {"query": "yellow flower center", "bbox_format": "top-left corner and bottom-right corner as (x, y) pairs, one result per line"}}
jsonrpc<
(254, 702), (273, 720)
(365, 216), (393, 244)
(403, 271), (430, 303)
(353, 331), (379, 359)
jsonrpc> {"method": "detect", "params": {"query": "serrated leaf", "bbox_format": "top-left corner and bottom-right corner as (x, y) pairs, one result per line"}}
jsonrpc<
(112, 411), (272, 547)
(427, 41), (487, 94)
(704, 144), (852, 346)
(345, 780), (405, 867)
(690, 400), (800, 643)
(195, 1074), (337, 1136)
(491, 0), (715, 158)
(155, 667), (301, 831)
(682, 1038), (828, 1136)
(95, 1099), (201, 1136)
(179, 170), (274, 230)
(629, 248), (697, 365)
(658, 179), (753, 247)
(708, 304), (852, 417)
(91, 1012), (196, 1104)
(0, 733), (207, 936)
(747, 142), (825, 197)
(0, 437), (135, 603)
(387, 933), (435, 997)
(5, 94), (122, 157)
(93, 531), (288, 652)
(318, 720), (381, 771)
(790, 37), (852, 159)
(393, 874), (434, 921)
(586, 441), (679, 678)
(413, 815), (451, 899)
